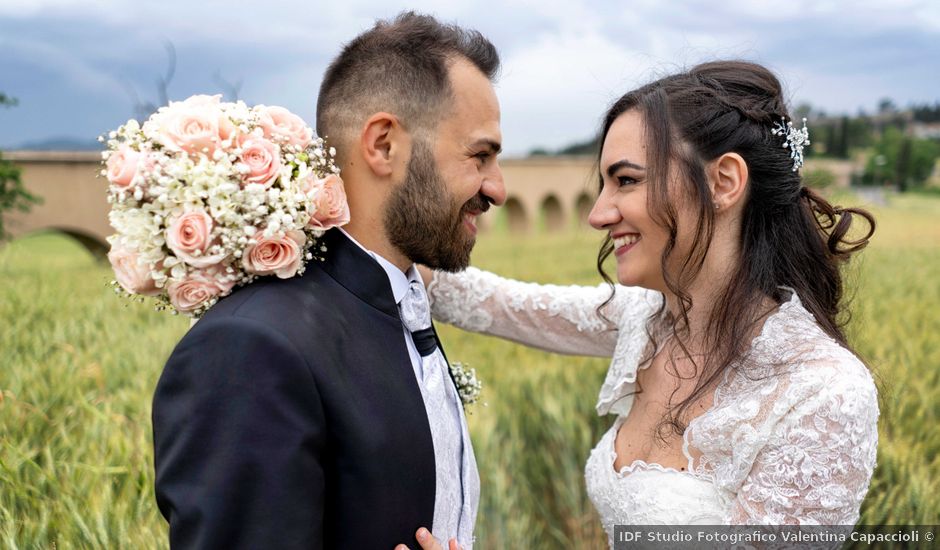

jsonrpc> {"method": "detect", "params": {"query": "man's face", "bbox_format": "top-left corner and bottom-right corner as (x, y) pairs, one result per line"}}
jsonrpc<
(384, 58), (506, 271)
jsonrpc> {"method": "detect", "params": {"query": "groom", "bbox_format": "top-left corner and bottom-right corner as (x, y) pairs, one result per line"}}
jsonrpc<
(152, 12), (505, 550)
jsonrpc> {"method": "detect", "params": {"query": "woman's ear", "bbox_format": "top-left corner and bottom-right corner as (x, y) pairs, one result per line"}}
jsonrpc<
(359, 112), (408, 178)
(710, 152), (748, 212)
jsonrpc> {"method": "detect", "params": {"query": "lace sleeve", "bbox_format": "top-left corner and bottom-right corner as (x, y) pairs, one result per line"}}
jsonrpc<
(728, 361), (879, 525)
(428, 267), (658, 357)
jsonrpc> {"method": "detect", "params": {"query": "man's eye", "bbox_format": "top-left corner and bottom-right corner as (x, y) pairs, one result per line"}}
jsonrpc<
(474, 152), (491, 162)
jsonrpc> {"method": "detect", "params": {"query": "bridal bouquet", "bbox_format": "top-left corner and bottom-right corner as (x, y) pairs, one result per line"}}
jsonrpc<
(102, 94), (348, 317)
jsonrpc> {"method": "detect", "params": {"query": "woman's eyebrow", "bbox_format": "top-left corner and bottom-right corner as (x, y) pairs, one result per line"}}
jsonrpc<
(606, 159), (646, 178)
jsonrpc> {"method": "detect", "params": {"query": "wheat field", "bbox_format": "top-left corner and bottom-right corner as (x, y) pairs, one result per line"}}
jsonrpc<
(1, 191), (938, 548)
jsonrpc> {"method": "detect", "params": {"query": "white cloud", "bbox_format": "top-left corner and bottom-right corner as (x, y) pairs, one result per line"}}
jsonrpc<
(0, 35), (126, 98)
(0, 0), (120, 17)
(497, 31), (653, 154)
(1, 0), (937, 151)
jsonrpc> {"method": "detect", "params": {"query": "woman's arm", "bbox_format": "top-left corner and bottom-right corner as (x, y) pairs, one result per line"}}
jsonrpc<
(727, 362), (879, 525)
(427, 267), (658, 357)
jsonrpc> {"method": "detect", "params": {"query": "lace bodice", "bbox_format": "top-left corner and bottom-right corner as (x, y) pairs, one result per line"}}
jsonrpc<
(429, 268), (879, 540)
(585, 416), (731, 527)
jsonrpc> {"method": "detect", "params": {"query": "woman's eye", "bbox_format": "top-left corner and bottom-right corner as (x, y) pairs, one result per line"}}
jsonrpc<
(617, 176), (637, 187)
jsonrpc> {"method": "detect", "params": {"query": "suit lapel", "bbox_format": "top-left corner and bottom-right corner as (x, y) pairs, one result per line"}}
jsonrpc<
(319, 228), (463, 395)
(315, 228), (400, 319)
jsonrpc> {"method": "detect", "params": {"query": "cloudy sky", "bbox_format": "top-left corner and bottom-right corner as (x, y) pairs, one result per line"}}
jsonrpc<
(1, 0), (938, 156)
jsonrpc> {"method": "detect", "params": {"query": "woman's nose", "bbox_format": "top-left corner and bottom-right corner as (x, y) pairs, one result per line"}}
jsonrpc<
(588, 192), (619, 231)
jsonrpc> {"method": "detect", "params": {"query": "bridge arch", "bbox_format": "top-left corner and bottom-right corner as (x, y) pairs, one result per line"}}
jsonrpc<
(50, 227), (109, 259)
(504, 196), (528, 233)
(3, 151), (112, 260)
(4, 227), (109, 261)
(540, 195), (564, 232)
(575, 192), (593, 227)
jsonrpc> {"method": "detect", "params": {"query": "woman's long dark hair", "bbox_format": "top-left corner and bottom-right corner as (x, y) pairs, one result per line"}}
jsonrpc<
(596, 60), (876, 437)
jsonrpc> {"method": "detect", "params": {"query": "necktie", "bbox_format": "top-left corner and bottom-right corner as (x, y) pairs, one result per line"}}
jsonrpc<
(400, 282), (439, 357)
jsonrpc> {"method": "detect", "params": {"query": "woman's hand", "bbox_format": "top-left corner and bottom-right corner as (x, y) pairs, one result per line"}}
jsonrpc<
(394, 527), (462, 550)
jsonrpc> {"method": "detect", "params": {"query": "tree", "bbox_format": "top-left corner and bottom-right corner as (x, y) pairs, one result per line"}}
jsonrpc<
(863, 126), (940, 190)
(836, 116), (850, 159)
(878, 98), (897, 114)
(911, 102), (940, 123)
(844, 116), (873, 151)
(1, 93), (42, 240)
(895, 137), (913, 192)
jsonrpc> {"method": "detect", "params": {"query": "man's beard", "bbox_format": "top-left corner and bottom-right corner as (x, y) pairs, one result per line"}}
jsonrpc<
(384, 139), (489, 272)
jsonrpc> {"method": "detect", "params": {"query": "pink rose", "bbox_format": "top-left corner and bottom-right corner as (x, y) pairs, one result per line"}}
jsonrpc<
(300, 173), (320, 196)
(166, 210), (226, 268)
(167, 269), (233, 313)
(237, 135), (282, 188)
(182, 94), (235, 143)
(257, 105), (313, 149)
(200, 264), (236, 294)
(218, 115), (235, 143)
(306, 174), (350, 229)
(106, 145), (142, 187)
(242, 230), (306, 279)
(180, 94), (222, 108)
(157, 101), (223, 157)
(108, 244), (160, 296)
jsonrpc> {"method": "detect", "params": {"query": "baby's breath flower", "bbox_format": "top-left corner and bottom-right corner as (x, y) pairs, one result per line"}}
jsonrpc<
(449, 362), (483, 412)
(102, 95), (343, 317)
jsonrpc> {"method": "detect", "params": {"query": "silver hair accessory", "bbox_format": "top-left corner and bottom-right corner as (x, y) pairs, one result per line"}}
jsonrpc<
(771, 117), (810, 171)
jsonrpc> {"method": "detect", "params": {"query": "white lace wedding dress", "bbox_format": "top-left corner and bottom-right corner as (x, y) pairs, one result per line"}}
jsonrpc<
(428, 268), (878, 543)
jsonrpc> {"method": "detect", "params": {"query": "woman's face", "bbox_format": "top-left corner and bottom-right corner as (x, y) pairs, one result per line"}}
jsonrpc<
(589, 109), (676, 292)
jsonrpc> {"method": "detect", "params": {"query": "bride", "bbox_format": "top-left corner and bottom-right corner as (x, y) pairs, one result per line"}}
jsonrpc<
(401, 60), (879, 549)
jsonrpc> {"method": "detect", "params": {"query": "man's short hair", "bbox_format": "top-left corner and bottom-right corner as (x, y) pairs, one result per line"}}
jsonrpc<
(316, 11), (500, 151)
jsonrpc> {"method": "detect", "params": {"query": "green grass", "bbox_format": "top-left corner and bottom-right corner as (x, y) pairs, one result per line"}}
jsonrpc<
(1, 192), (938, 548)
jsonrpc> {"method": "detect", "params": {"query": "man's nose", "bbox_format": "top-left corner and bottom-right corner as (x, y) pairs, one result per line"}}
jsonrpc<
(482, 161), (507, 207)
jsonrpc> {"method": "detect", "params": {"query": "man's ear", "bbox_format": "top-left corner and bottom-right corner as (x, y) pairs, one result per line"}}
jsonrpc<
(710, 152), (748, 211)
(359, 112), (408, 178)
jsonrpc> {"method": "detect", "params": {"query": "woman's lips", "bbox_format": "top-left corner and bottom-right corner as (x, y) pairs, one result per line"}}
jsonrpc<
(613, 233), (640, 256)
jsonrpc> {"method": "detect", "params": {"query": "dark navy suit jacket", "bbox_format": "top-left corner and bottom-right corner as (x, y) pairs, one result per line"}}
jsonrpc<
(153, 228), (438, 549)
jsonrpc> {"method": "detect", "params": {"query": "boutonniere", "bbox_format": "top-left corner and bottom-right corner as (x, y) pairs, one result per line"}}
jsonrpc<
(449, 362), (483, 412)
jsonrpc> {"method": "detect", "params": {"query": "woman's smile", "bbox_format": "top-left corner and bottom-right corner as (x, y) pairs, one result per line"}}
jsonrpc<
(612, 233), (641, 257)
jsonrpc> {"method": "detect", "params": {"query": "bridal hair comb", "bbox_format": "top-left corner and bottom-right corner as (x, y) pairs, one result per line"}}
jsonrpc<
(771, 117), (811, 171)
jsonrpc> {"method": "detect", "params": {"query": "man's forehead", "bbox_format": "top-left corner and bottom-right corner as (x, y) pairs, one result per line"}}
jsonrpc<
(447, 58), (497, 102)
(451, 67), (500, 112)
(437, 114), (501, 147)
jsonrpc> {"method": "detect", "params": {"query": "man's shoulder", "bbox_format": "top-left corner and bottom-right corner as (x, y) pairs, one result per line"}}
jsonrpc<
(169, 267), (356, 360)
(201, 265), (348, 325)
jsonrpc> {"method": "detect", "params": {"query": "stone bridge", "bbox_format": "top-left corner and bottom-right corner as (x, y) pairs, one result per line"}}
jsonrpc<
(2, 151), (855, 257)
(489, 156), (597, 232)
(3, 151), (112, 258)
(2, 152), (602, 256)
